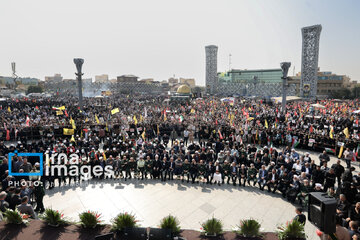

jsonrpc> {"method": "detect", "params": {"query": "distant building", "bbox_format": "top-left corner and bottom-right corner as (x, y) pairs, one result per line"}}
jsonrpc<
(0, 76), (39, 86)
(218, 69), (283, 84)
(139, 78), (154, 83)
(168, 78), (178, 86)
(289, 70), (355, 96)
(45, 74), (63, 82)
(95, 74), (108, 83)
(179, 78), (195, 88)
(117, 75), (138, 83)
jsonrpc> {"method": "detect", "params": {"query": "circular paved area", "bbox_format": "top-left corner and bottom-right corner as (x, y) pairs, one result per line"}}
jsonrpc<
(43, 149), (359, 240)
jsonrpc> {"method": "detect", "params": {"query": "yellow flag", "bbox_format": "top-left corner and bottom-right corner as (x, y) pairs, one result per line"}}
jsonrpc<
(330, 126), (334, 139)
(70, 117), (76, 129)
(7, 106), (11, 112)
(343, 127), (350, 138)
(70, 135), (76, 142)
(56, 110), (63, 116)
(247, 117), (254, 121)
(111, 108), (119, 115)
(85, 117), (89, 122)
(190, 109), (195, 114)
(338, 145), (344, 158)
(105, 123), (109, 132)
(95, 114), (100, 124)
(63, 128), (74, 135)
(103, 152), (107, 161)
(140, 115), (143, 122)
(59, 106), (66, 110)
(133, 115), (138, 125)
(265, 119), (269, 129)
(141, 130), (146, 140)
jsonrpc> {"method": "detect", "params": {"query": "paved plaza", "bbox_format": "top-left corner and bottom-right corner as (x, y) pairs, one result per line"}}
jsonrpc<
(42, 148), (359, 240)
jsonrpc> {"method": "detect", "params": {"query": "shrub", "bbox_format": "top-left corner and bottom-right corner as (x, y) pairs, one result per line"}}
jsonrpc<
(41, 208), (67, 226)
(112, 212), (138, 231)
(201, 217), (223, 235)
(3, 209), (27, 225)
(79, 211), (102, 228)
(277, 220), (306, 240)
(159, 215), (180, 234)
(237, 219), (262, 237)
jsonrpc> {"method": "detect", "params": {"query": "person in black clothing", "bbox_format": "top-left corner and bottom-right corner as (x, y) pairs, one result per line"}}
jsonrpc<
(312, 165), (325, 188)
(9, 188), (21, 210)
(293, 207), (306, 225)
(205, 161), (215, 184)
(331, 160), (345, 187)
(278, 171), (291, 197)
(189, 160), (198, 184)
(324, 168), (336, 192)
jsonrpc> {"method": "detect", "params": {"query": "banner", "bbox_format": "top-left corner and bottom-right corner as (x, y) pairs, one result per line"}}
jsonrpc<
(63, 128), (74, 135)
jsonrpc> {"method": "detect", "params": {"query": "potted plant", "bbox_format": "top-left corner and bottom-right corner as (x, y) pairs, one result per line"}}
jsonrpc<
(201, 217), (223, 237)
(111, 212), (139, 232)
(277, 220), (306, 240)
(41, 208), (67, 227)
(79, 211), (102, 228)
(159, 215), (181, 236)
(236, 219), (263, 239)
(3, 209), (29, 225)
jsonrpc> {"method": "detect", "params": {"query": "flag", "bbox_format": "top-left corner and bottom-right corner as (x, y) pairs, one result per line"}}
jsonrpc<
(6, 130), (10, 141)
(63, 128), (75, 135)
(70, 117), (76, 129)
(157, 124), (160, 135)
(103, 152), (107, 161)
(111, 108), (119, 115)
(70, 135), (76, 143)
(144, 107), (148, 118)
(105, 123), (109, 132)
(247, 117), (254, 121)
(133, 115), (138, 125)
(141, 129), (146, 140)
(265, 119), (268, 129)
(56, 110), (63, 116)
(52, 106), (65, 111)
(329, 126), (334, 139)
(95, 114), (100, 124)
(163, 111), (167, 121)
(64, 110), (69, 117)
(26, 116), (30, 127)
(325, 148), (336, 155)
(356, 144), (360, 157)
(7, 106), (11, 112)
(179, 115), (184, 123)
(343, 127), (350, 138)
(190, 109), (195, 114)
(309, 125), (314, 133)
(218, 129), (223, 140)
(338, 145), (344, 158)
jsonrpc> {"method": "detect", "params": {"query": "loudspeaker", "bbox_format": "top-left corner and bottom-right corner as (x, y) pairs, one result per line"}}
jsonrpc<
(308, 192), (337, 234)
(119, 227), (147, 240)
(148, 228), (172, 240)
(94, 233), (114, 240)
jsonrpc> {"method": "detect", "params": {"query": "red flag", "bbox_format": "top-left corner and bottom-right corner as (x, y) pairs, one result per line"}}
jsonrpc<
(26, 116), (30, 127)
(6, 130), (10, 141)
(310, 125), (314, 133)
(218, 129), (223, 140)
(64, 110), (69, 117)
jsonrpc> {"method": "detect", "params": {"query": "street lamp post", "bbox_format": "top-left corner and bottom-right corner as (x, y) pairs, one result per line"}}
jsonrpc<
(280, 62), (291, 113)
(73, 58), (84, 110)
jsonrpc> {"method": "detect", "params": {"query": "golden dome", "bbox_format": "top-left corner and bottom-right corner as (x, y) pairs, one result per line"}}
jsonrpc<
(176, 85), (191, 94)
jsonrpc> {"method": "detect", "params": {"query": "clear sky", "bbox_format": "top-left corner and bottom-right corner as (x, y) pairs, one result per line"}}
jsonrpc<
(0, 0), (359, 86)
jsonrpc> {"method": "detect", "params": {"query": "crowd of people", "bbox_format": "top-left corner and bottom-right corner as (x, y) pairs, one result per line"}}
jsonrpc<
(0, 95), (360, 239)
